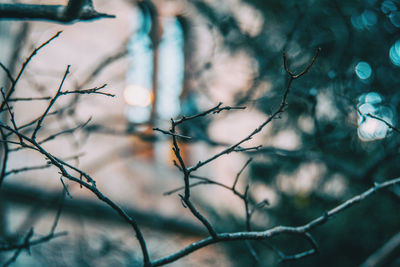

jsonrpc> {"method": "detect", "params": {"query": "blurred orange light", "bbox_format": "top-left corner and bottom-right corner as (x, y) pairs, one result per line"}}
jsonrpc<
(123, 84), (153, 107)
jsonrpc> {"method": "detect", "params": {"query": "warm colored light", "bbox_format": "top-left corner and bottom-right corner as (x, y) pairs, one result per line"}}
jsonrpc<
(123, 84), (153, 107)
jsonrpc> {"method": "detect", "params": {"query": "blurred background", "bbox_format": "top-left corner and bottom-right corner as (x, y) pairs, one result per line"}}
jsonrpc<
(1, 0), (400, 266)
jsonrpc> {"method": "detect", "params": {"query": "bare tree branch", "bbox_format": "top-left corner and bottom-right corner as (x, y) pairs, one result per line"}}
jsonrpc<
(361, 232), (400, 267)
(0, 1), (115, 24)
(31, 65), (71, 140)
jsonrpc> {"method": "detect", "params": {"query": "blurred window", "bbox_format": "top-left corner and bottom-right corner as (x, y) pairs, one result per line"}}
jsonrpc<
(124, 2), (184, 124)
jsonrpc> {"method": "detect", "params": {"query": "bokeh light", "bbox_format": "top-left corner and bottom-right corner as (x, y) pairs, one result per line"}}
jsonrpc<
(361, 10), (377, 27)
(351, 10), (377, 30)
(390, 40), (400, 66)
(355, 61), (372, 80)
(389, 11), (400, 27)
(357, 92), (395, 141)
(381, 0), (397, 14)
(123, 84), (153, 107)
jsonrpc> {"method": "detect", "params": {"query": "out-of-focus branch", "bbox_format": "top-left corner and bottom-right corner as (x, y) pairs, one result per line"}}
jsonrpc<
(78, 43), (128, 88)
(361, 232), (400, 267)
(4, 164), (51, 177)
(1, 191), (67, 266)
(1, 184), (206, 237)
(0, 0), (114, 24)
(38, 117), (91, 145)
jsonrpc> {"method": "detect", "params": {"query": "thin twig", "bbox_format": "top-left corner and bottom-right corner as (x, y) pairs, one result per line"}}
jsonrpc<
(60, 84), (114, 97)
(232, 158), (253, 191)
(32, 65), (70, 140)
(38, 117), (91, 144)
(8, 96), (51, 102)
(0, 61), (15, 83)
(153, 127), (191, 140)
(5, 164), (51, 176)
(366, 113), (400, 134)
(0, 31), (62, 111)
(174, 102), (246, 126)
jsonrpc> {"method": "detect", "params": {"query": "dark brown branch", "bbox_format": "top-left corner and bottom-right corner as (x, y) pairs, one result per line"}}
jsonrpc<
(0, 1), (115, 24)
